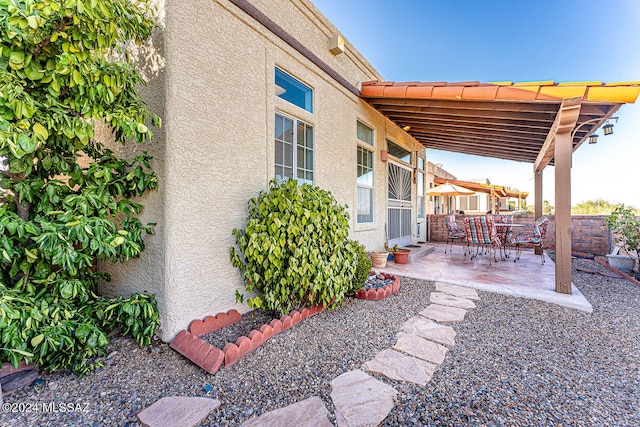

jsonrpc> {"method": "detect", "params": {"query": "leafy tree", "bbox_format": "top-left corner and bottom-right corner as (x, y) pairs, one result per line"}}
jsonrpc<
(0, 0), (160, 375)
(572, 199), (614, 215)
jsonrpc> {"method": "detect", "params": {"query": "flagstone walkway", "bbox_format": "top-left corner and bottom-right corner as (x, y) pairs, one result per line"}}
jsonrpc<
(229, 282), (480, 427)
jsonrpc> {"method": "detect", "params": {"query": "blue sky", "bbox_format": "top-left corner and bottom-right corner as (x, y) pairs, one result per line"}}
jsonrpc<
(313, 0), (640, 208)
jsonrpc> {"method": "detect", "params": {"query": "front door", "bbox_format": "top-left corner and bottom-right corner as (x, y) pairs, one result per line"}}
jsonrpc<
(387, 162), (412, 247)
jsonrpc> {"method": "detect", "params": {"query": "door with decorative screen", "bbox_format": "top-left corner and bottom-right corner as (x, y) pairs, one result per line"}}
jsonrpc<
(387, 162), (413, 247)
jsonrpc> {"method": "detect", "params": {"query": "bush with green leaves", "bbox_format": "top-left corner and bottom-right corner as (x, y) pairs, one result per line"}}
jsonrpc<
(606, 205), (640, 260)
(231, 179), (358, 315)
(350, 243), (372, 294)
(0, 0), (160, 375)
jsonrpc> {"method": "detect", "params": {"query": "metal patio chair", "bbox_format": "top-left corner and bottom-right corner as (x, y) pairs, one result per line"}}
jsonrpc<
(493, 214), (514, 260)
(512, 216), (549, 264)
(463, 215), (502, 264)
(445, 213), (466, 254)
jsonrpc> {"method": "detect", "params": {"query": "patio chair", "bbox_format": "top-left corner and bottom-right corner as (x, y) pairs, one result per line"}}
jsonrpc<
(493, 214), (514, 259)
(444, 213), (466, 254)
(512, 216), (549, 264)
(462, 215), (502, 264)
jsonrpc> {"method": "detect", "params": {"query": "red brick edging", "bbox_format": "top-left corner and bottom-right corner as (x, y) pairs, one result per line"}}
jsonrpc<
(170, 305), (324, 374)
(354, 272), (400, 301)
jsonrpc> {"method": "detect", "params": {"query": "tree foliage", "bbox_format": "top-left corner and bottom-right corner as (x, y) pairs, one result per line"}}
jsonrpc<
(0, 0), (160, 375)
(231, 180), (358, 316)
(571, 199), (638, 215)
(605, 205), (640, 260)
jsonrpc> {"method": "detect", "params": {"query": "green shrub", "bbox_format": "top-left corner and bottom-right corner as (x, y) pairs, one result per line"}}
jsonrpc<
(230, 179), (358, 315)
(0, 283), (159, 377)
(350, 244), (372, 294)
(0, 1), (160, 375)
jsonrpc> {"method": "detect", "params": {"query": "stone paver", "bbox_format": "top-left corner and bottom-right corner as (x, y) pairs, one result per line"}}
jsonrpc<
(400, 316), (456, 347)
(435, 282), (480, 300)
(137, 396), (220, 427)
(330, 370), (398, 427)
(430, 292), (476, 309)
(393, 333), (448, 364)
(242, 396), (332, 427)
(362, 349), (437, 386)
(419, 304), (467, 322)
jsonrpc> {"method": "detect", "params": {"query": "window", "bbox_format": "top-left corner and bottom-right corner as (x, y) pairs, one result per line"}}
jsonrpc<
(275, 68), (313, 112)
(417, 156), (425, 218)
(357, 146), (374, 223)
(357, 121), (374, 223)
(429, 182), (433, 202)
(459, 195), (479, 211)
(357, 121), (374, 146)
(275, 113), (313, 184)
(387, 140), (411, 163)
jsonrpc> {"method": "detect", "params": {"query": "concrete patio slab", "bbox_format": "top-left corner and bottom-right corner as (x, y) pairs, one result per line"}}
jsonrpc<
(384, 242), (592, 312)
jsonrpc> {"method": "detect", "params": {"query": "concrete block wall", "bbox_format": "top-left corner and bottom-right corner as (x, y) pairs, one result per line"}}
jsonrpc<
(428, 214), (611, 256)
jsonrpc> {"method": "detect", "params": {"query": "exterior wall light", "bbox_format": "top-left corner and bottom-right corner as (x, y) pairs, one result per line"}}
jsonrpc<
(602, 123), (614, 135)
(328, 35), (344, 55)
(588, 134), (599, 144)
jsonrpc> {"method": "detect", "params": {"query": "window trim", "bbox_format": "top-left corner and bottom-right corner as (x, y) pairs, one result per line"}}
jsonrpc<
(275, 67), (313, 113)
(274, 111), (314, 185)
(416, 154), (426, 219)
(386, 139), (411, 165)
(356, 122), (375, 224)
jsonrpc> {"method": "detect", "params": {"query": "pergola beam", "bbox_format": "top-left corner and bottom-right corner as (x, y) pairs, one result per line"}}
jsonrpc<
(534, 97), (582, 173)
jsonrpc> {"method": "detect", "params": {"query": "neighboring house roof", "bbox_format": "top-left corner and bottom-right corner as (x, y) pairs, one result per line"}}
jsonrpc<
(434, 177), (528, 199)
(360, 80), (640, 165)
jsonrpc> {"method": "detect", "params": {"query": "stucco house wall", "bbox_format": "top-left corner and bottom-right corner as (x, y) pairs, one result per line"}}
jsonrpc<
(100, 0), (427, 341)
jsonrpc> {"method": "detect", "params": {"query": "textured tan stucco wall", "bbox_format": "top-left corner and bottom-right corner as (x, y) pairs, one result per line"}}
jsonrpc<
(102, 0), (427, 341)
(95, 2), (169, 329)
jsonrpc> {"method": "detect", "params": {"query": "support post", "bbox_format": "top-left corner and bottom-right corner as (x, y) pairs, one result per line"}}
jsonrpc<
(534, 169), (543, 255)
(554, 131), (572, 294)
(534, 169), (543, 220)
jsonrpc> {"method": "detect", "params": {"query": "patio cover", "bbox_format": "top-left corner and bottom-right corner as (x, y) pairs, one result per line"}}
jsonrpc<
(433, 177), (529, 200)
(361, 80), (640, 294)
(360, 80), (640, 167)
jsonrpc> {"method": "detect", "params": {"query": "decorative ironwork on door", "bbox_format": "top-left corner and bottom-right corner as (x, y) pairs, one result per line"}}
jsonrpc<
(387, 162), (412, 246)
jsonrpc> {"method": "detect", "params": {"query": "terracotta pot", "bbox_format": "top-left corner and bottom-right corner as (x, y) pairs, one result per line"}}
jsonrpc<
(369, 250), (388, 268)
(393, 249), (410, 264)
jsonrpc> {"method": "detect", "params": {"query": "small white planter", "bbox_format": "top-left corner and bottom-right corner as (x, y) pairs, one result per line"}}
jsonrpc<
(605, 254), (636, 273)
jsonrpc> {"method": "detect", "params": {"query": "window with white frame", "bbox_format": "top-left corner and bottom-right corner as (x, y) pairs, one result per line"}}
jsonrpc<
(275, 113), (314, 184)
(417, 156), (425, 218)
(356, 121), (374, 223)
(275, 68), (313, 113)
(459, 195), (479, 211)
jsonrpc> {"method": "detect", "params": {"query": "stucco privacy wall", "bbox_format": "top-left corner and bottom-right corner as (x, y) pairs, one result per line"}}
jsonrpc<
(99, 0), (425, 341)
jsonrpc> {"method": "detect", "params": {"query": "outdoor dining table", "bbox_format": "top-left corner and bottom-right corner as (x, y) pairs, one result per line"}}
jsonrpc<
(494, 223), (525, 259)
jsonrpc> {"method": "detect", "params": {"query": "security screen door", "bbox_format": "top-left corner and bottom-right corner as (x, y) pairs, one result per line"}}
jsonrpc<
(387, 162), (412, 247)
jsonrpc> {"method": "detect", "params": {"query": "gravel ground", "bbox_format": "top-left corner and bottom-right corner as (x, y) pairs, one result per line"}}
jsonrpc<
(2, 257), (639, 426)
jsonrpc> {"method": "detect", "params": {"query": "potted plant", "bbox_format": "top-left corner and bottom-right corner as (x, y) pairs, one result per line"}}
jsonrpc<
(369, 250), (388, 268)
(605, 205), (640, 277)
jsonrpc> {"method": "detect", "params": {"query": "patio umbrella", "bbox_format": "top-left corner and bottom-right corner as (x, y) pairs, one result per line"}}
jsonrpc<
(427, 182), (474, 196)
